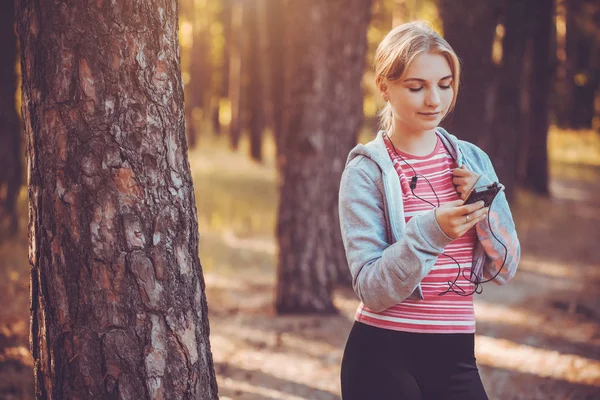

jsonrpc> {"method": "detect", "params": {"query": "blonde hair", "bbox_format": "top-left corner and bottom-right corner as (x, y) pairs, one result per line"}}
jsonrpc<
(374, 21), (461, 133)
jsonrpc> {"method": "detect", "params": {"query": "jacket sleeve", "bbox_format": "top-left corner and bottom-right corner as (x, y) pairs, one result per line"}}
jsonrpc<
(338, 164), (454, 312)
(472, 153), (521, 284)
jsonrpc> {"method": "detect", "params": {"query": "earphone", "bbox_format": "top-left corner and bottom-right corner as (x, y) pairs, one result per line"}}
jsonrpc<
(383, 131), (508, 296)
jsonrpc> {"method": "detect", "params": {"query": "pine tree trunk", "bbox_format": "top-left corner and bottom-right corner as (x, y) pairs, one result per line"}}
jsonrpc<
(523, 0), (553, 195)
(0, 0), (22, 238)
(264, 0), (285, 161)
(562, 0), (598, 129)
(244, 0), (264, 162)
(437, 0), (500, 145)
(213, 0), (233, 137)
(276, 0), (372, 313)
(16, 1), (218, 398)
(256, 0), (275, 154)
(187, 0), (212, 148)
(486, 0), (533, 202)
(228, 0), (243, 149)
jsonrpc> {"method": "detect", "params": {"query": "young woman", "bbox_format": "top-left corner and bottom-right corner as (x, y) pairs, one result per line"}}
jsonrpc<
(338, 21), (520, 399)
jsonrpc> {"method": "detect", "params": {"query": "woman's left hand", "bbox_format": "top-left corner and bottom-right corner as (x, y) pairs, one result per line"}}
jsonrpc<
(452, 164), (481, 201)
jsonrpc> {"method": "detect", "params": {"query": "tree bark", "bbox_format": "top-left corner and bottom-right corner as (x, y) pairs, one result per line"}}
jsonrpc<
(522, 0), (554, 195)
(437, 0), (500, 145)
(276, 0), (372, 313)
(486, 0), (533, 202)
(16, 1), (218, 398)
(0, 0), (22, 238)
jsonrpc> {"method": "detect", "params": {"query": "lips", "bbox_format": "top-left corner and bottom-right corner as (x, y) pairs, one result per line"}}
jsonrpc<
(418, 112), (440, 116)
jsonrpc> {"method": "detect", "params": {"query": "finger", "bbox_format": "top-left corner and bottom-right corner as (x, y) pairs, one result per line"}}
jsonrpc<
(469, 207), (489, 220)
(452, 176), (466, 185)
(456, 200), (485, 215)
(452, 168), (471, 177)
(440, 199), (464, 209)
(457, 210), (488, 234)
(469, 209), (488, 227)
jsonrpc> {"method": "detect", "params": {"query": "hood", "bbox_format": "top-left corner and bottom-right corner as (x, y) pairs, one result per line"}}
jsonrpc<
(345, 127), (465, 172)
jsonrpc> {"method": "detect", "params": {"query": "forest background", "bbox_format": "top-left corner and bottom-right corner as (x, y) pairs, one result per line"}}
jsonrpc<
(1, 0), (600, 399)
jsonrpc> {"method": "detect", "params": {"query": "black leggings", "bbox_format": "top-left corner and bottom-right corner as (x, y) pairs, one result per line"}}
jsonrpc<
(340, 321), (488, 400)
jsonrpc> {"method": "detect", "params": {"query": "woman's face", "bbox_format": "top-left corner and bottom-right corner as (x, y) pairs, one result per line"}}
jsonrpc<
(380, 52), (454, 135)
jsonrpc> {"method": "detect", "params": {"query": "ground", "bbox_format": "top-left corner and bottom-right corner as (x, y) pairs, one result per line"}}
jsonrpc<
(1, 130), (599, 399)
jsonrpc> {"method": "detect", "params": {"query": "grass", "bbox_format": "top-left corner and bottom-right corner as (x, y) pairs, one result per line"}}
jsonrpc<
(548, 126), (600, 167)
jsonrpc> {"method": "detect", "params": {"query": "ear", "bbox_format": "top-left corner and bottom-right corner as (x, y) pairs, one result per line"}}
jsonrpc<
(376, 76), (389, 100)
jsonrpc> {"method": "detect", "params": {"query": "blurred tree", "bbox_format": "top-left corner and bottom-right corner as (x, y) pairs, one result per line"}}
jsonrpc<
(213, 0), (231, 136)
(0, 0), (22, 238)
(261, 0), (285, 160)
(185, 0), (213, 148)
(559, 0), (600, 129)
(228, 0), (243, 149)
(276, 0), (372, 313)
(392, 0), (409, 26)
(486, 0), (534, 201)
(243, 0), (265, 162)
(16, 0), (218, 398)
(438, 0), (501, 145)
(521, 0), (554, 195)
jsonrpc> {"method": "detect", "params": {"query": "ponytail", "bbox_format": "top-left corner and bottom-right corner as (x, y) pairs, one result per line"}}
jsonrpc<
(378, 102), (394, 133)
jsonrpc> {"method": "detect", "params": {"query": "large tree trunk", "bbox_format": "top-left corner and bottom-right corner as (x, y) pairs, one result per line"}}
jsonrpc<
(437, 0), (500, 145)
(0, 0), (22, 238)
(522, 0), (554, 195)
(16, 1), (218, 398)
(486, 0), (533, 202)
(276, 0), (372, 313)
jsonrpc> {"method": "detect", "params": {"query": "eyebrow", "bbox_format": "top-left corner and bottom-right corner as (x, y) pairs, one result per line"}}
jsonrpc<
(403, 75), (453, 83)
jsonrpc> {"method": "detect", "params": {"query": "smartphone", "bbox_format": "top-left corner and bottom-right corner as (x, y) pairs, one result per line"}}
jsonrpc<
(464, 182), (501, 207)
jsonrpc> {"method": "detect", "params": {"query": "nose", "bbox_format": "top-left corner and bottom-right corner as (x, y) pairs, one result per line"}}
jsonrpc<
(425, 88), (441, 108)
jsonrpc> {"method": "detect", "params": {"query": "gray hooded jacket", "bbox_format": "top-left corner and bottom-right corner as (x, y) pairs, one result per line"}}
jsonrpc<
(338, 128), (520, 313)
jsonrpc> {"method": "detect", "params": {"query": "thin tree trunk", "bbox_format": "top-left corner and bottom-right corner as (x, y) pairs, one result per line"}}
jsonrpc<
(228, 0), (243, 149)
(0, 0), (22, 238)
(265, 0), (285, 162)
(257, 0), (274, 151)
(561, 0), (598, 129)
(523, 0), (554, 195)
(245, 0), (264, 162)
(437, 0), (500, 145)
(212, 0), (232, 137)
(276, 0), (372, 313)
(486, 0), (533, 201)
(187, 0), (212, 148)
(16, 1), (218, 398)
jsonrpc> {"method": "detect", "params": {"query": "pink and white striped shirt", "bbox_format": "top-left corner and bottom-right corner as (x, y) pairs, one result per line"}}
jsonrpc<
(355, 135), (478, 334)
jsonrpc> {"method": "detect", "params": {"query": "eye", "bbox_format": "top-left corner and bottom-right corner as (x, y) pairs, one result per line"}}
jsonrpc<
(408, 87), (423, 92)
(439, 85), (452, 90)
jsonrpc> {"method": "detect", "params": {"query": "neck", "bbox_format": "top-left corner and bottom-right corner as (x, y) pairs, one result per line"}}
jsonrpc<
(387, 123), (437, 156)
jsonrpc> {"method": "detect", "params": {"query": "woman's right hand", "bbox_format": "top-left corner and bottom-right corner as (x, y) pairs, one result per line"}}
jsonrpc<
(434, 199), (488, 239)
